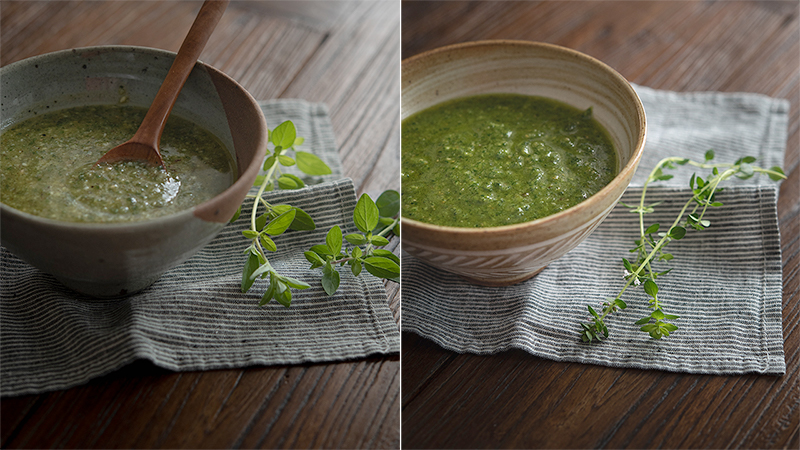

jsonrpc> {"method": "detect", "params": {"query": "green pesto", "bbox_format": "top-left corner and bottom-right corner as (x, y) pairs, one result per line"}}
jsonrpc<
(0, 104), (235, 223)
(402, 94), (617, 228)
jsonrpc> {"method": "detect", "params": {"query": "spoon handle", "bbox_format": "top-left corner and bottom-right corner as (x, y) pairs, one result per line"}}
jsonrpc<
(131, 0), (229, 150)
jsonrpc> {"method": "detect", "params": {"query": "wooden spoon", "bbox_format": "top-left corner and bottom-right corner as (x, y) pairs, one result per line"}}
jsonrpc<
(96, 0), (229, 167)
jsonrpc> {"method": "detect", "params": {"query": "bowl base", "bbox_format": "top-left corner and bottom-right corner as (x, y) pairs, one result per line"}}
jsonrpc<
(55, 274), (161, 299)
(459, 266), (547, 287)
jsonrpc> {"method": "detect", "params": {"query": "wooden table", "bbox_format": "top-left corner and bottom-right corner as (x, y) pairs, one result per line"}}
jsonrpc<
(0, 1), (399, 448)
(401, 1), (798, 449)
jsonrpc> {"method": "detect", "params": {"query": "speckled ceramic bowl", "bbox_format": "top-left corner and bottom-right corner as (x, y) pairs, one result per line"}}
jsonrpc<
(0, 46), (267, 297)
(402, 40), (646, 285)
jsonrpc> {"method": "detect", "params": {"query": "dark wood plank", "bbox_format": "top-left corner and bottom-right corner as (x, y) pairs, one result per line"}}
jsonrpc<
(1, 1), (400, 448)
(401, 1), (799, 448)
(281, 1), (401, 198)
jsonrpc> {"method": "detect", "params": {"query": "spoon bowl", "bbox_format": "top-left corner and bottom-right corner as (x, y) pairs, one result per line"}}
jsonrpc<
(96, 141), (167, 167)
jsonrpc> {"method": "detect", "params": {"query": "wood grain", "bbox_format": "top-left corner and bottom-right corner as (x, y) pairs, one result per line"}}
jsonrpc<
(0, 1), (399, 448)
(401, 1), (799, 448)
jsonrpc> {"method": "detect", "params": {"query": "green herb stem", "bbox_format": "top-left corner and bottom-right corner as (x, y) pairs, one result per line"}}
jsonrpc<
(580, 152), (785, 342)
(251, 152), (283, 231)
(377, 217), (400, 238)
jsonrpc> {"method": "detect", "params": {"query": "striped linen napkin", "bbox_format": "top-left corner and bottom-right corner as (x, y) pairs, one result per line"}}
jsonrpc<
(0, 100), (400, 397)
(401, 85), (789, 375)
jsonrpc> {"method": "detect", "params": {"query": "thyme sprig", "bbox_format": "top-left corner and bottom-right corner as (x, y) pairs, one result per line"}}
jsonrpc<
(580, 151), (786, 342)
(233, 120), (399, 306)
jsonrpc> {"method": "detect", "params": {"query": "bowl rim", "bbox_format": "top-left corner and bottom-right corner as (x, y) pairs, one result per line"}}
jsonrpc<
(0, 45), (267, 230)
(401, 39), (647, 234)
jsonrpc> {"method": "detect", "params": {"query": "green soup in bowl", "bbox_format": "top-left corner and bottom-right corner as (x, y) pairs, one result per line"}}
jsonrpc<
(1, 104), (236, 223)
(402, 93), (618, 228)
(401, 40), (646, 286)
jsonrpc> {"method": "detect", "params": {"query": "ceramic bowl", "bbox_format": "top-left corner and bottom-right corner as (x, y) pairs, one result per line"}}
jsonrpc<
(402, 40), (646, 285)
(0, 46), (267, 297)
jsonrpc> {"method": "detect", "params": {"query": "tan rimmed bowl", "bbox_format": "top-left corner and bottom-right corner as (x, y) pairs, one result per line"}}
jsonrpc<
(0, 46), (267, 297)
(401, 40), (646, 286)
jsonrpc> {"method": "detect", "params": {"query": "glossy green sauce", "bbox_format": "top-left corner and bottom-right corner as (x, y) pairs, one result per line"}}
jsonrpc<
(402, 94), (617, 228)
(0, 105), (235, 223)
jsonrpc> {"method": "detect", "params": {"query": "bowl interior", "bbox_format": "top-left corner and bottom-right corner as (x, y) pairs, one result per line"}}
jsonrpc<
(2, 47), (234, 155)
(0, 45), (267, 224)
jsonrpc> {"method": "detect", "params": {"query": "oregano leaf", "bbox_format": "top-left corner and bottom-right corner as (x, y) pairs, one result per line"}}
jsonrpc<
(369, 235), (390, 246)
(277, 175), (298, 189)
(270, 121), (296, 150)
(345, 233), (368, 246)
(622, 258), (634, 273)
(363, 256), (400, 279)
(311, 244), (332, 256)
(372, 249), (399, 264)
(322, 262), (340, 296)
(353, 194), (379, 233)
(264, 209), (296, 236)
(643, 279), (658, 297)
(260, 234), (277, 252)
(278, 155), (296, 166)
(250, 262), (273, 280)
(274, 286), (292, 307)
(668, 226), (686, 240)
(295, 151), (332, 176)
(255, 213), (269, 231)
(351, 259), (362, 276)
(305, 251), (325, 268)
(376, 190), (400, 217)
(272, 205), (315, 231)
(259, 282), (276, 306)
(768, 166), (785, 181)
(280, 275), (311, 290)
(229, 206), (242, 223)
(241, 252), (260, 293)
(286, 173), (306, 188)
(326, 225), (343, 255)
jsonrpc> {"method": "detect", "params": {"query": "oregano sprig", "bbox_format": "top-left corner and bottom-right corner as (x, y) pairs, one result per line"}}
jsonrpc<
(234, 120), (399, 307)
(305, 190), (400, 295)
(580, 151), (785, 342)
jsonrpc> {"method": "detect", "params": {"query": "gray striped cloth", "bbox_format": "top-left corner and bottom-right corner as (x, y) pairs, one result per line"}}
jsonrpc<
(402, 85), (789, 375)
(0, 101), (400, 397)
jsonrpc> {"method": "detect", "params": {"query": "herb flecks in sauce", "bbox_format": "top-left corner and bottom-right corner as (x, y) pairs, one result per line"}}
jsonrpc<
(0, 105), (234, 223)
(402, 94), (617, 228)
(69, 161), (182, 215)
